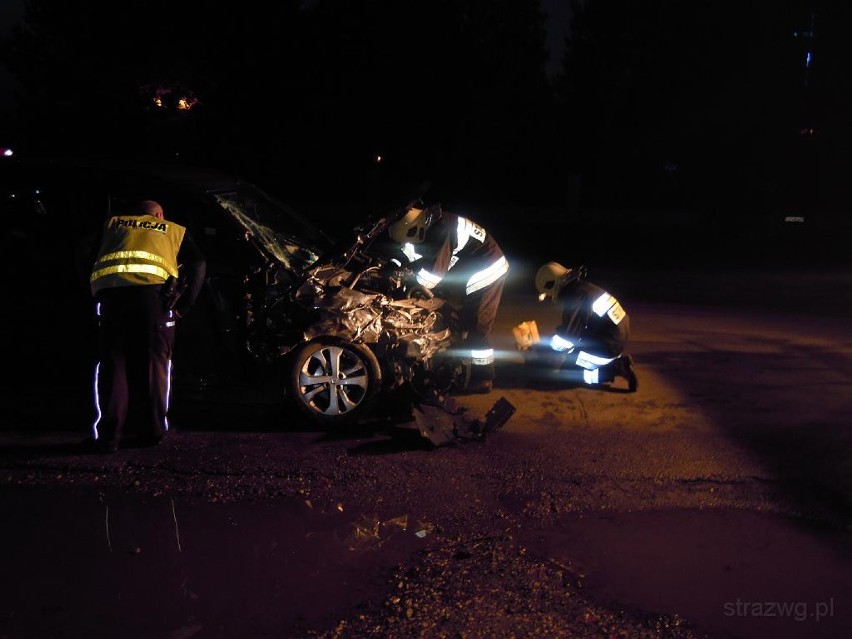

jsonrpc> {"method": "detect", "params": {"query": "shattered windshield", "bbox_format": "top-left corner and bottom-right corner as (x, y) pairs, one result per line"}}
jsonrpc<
(214, 188), (330, 272)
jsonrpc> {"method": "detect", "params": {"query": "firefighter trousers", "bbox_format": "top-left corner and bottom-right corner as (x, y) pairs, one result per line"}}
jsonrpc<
(457, 277), (505, 382)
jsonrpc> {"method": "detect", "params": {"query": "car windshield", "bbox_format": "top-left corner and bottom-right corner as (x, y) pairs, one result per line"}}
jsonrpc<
(214, 188), (331, 272)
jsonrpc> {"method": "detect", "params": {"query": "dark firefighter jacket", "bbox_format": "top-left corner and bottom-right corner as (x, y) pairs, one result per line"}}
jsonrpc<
(397, 211), (508, 297)
(557, 279), (630, 358)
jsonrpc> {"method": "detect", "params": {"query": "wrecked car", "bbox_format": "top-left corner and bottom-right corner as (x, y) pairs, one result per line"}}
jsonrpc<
(222, 184), (515, 441)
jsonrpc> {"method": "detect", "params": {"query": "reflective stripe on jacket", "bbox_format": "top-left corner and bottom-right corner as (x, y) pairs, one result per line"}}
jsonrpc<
(403, 213), (508, 296)
(90, 215), (186, 295)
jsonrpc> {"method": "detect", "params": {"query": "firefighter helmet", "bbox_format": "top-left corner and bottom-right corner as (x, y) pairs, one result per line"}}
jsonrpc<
(535, 262), (570, 302)
(389, 207), (429, 244)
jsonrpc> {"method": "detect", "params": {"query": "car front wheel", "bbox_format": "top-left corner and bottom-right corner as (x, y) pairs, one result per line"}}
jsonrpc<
(285, 338), (382, 427)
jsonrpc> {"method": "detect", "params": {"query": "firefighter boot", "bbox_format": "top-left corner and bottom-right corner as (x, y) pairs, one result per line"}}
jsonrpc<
(619, 354), (638, 392)
(465, 379), (493, 394)
(599, 354), (638, 392)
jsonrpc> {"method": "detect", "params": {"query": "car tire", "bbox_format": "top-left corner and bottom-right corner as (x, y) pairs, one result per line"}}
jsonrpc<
(285, 338), (382, 427)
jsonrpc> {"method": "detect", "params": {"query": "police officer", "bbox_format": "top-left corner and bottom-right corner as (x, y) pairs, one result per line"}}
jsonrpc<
(88, 200), (206, 452)
(386, 203), (509, 393)
(534, 262), (637, 392)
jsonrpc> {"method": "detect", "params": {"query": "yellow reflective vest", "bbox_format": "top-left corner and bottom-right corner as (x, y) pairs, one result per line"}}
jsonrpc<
(90, 214), (186, 295)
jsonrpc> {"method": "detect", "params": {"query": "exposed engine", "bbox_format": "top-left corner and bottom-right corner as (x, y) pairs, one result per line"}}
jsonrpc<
(241, 224), (471, 427)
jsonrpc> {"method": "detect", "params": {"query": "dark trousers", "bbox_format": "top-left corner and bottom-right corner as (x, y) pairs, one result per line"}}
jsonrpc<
(92, 285), (175, 445)
(457, 278), (505, 381)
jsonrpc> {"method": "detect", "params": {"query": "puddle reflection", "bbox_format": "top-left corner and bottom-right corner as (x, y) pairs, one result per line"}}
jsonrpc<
(1, 486), (426, 638)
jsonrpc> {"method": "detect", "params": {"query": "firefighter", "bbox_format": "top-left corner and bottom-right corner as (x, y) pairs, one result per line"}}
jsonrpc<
(87, 200), (206, 452)
(386, 203), (509, 393)
(533, 262), (638, 392)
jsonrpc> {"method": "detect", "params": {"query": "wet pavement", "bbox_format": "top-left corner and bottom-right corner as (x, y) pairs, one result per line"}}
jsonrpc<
(2, 486), (424, 638)
(3, 481), (851, 639)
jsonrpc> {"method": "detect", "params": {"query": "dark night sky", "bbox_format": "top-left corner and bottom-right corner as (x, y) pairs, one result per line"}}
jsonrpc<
(0, 0), (571, 114)
(541, 0), (572, 75)
(1, 0), (848, 226)
(0, 0), (577, 210)
(0, 0), (23, 114)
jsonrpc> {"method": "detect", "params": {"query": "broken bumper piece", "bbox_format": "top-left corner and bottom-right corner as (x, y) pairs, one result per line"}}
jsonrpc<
(412, 395), (516, 446)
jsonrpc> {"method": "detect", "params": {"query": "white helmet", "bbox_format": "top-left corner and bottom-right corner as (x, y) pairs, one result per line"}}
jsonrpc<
(389, 207), (429, 244)
(535, 262), (570, 301)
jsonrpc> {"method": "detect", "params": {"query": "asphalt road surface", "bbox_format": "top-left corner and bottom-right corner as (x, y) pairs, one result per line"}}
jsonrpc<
(1, 261), (851, 639)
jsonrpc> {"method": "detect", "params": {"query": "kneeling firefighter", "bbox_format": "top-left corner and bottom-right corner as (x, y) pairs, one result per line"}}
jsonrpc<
(528, 262), (637, 392)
